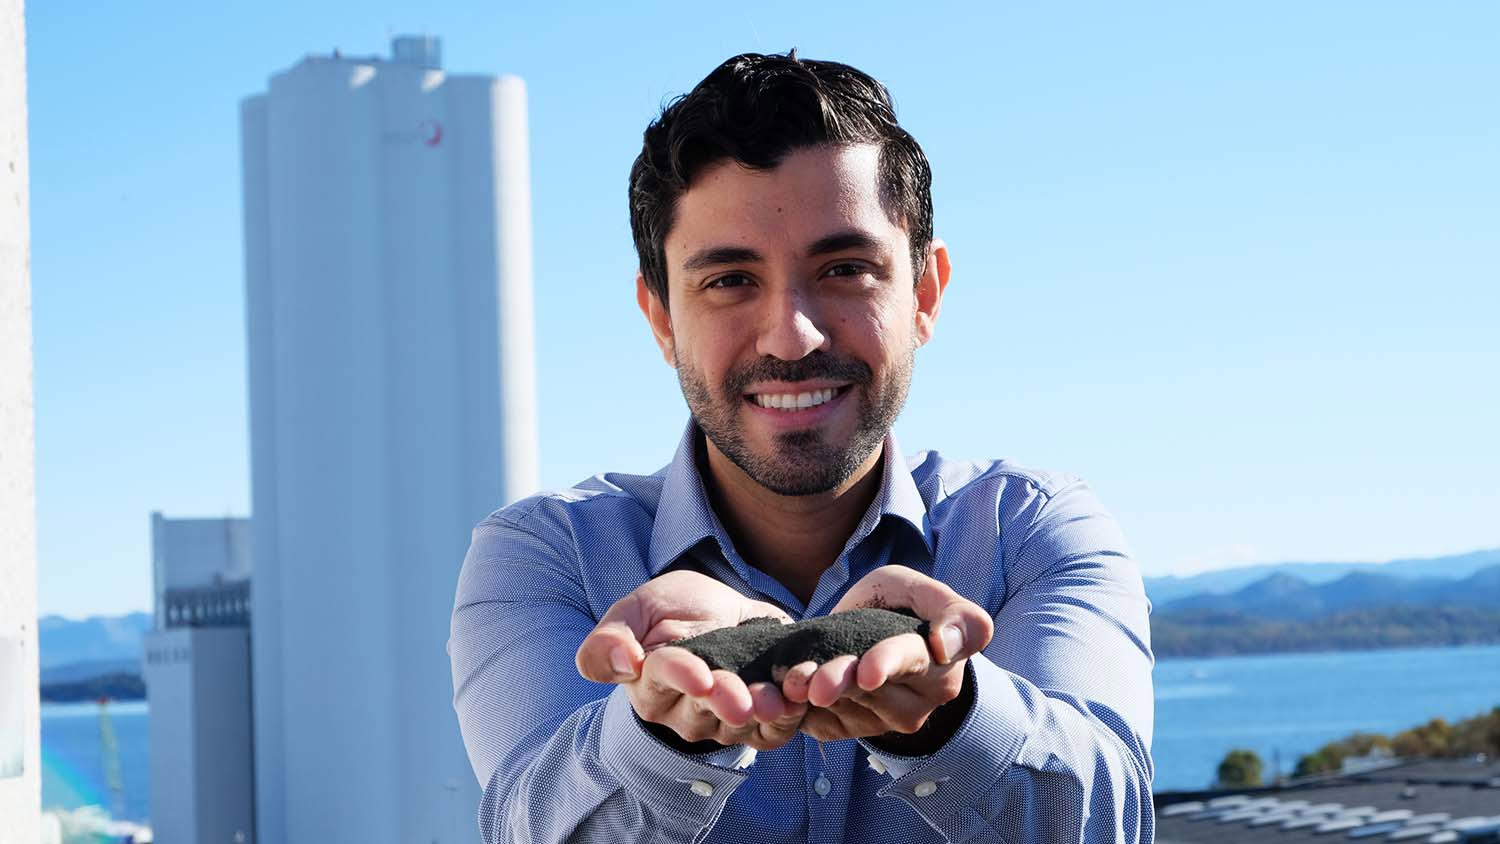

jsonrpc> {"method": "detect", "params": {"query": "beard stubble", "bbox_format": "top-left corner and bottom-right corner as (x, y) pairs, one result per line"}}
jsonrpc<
(675, 346), (914, 496)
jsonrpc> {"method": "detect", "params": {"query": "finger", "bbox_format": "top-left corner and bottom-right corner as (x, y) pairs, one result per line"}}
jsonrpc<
(749, 721), (802, 751)
(855, 633), (929, 692)
(706, 704), (768, 748)
(852, 568), (994, 665)
(748, 681), (803, 724)
(800, 699), (884, 742)
(852, 683), (933, 733)
(695, 682), (803, 749)
(624, 678), (680, 724)
(711, 720), (759, 748)
(778, 660), (819, 704)
(576, 591), (651, 682)
(886, 659), (969, 708)
(799, 707), (843, 742)
(664, 697), (723, 744)
(927, 600), (993, 665)
(749, 684), (807, 750)
(885, 578), (992, 665)
(808, 655), (859, 708)
(576, 619), (646, 683)
(705, 670), (753, 728)
(644, 646), (714, 698)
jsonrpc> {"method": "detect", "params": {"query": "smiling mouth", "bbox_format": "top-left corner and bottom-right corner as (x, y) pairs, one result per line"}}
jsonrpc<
(744, 385), (852, 411)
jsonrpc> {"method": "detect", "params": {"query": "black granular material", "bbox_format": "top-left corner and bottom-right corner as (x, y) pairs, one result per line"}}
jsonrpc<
(675, 608), (928, 684)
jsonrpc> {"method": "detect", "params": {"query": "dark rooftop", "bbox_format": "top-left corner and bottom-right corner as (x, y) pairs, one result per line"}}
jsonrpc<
(1156, 758), (1500, 844)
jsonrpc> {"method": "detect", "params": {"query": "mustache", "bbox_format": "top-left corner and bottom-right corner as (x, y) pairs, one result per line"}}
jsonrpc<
(724, 352), (871, 394)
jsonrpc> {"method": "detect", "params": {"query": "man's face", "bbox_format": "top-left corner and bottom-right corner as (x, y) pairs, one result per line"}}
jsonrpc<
(638, 144), (947, 496)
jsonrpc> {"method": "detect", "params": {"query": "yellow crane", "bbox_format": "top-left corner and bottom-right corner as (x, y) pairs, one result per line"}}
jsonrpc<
(96, 696), (126, 821)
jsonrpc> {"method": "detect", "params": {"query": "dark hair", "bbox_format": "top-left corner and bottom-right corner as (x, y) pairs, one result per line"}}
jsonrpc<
(628, 51), (934, 305)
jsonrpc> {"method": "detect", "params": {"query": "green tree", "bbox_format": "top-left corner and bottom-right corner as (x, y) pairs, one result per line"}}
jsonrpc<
(1294, 749), (1336, 778)
(1451, 707), (1500, 756)
(1393, 718), (1454, 757)
(1294, 732), (1392, 776)
(1291, 708), (1499, 780)
(1217, 749), (1264, 789)
(1290, 734), (1392, 779)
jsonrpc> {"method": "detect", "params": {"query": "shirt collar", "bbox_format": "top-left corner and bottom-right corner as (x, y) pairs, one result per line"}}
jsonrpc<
(648, 418), (934, 577)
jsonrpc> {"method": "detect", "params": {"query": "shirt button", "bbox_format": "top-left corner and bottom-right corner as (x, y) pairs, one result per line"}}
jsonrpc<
(813, 776), (831, 796)
(913, 780), (939, 798)
(867, 755), (888, 775)
(689, 780), (714, 797)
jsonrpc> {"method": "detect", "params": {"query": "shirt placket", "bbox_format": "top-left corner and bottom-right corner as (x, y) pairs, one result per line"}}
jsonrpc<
(802, 734), (855, 842)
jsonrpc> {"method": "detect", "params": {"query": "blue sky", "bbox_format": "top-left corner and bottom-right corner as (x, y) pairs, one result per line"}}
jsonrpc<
(25, 2), (1498, 617)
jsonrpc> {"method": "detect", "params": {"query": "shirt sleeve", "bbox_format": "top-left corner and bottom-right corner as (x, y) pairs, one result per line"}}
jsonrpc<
(448, 512), (756, 844)
(858, 478), (1155, 843)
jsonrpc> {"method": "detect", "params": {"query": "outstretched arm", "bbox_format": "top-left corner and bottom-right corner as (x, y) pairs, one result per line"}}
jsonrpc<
(788, 479), (1155, 843)
(449, 517), (802, 844)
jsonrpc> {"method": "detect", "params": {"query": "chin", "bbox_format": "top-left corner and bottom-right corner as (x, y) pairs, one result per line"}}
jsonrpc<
(747, 440), (871, 497)
(747, 468), (846, 497)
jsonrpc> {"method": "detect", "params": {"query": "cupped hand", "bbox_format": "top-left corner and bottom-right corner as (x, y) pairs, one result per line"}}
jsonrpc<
(779, 565), (993, 747)
(576, 570), (808, 750)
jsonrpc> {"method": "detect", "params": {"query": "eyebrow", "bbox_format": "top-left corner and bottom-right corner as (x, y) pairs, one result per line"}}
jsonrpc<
(681, 229), (885, 275)
(807, 229), (884, 258)
(682, 246), (763, 273)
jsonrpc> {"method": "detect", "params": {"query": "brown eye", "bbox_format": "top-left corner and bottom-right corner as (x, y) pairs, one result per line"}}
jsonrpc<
(706, 273), (752, 289)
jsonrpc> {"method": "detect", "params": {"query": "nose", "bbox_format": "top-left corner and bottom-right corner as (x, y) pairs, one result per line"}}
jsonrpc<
(755, 286), (830, 361)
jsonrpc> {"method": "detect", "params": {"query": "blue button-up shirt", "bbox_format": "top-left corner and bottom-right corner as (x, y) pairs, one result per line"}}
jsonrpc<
(450, 421), (1155, 843)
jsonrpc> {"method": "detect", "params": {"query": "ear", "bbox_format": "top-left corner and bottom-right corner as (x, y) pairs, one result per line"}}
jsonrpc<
(913, 238), (951, 347)
(636, 273), (677, 367)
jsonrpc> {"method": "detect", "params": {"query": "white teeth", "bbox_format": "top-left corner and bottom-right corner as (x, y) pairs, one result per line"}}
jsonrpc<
(753, 388), (838, 411)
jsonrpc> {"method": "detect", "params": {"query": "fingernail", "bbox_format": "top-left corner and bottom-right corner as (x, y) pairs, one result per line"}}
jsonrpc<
(610, 648), (635, 678)
(940, 626), (964, 663)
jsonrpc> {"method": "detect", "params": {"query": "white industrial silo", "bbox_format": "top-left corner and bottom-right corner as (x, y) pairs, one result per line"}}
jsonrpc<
(242, 35), (538, 844)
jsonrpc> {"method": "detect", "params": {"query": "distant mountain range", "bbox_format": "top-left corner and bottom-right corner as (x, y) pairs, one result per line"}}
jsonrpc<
(1142, 548), (1500, 605)
(37, 612), (150, 670)
(1156, 564), (1500, 620)
(1148, 556), (1500, 657)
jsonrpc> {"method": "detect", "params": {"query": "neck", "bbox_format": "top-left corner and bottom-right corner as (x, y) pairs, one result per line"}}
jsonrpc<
(699, 435), (885, 605)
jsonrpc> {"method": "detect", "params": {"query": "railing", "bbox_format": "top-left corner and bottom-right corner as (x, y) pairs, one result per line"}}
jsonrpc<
(162, 579), (250, 628)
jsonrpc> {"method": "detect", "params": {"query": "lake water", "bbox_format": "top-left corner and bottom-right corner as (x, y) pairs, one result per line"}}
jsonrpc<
(1153, 644), (1500, 790)
(39, 644), (1500, 822)
(40, 699), (149, 822)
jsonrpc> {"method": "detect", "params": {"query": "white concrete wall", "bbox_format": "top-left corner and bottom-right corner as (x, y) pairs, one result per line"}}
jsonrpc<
(244, 46), (537, 844)
(190, 628), (254, 844)
(145, 630), (197, 844)
(151, 514), (252, 626)
(0, 0), (37, 841)
(145, 628), (255, 844)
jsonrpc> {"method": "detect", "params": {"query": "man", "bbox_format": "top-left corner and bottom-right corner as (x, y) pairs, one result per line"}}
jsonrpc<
(450, 52), (1154, 843)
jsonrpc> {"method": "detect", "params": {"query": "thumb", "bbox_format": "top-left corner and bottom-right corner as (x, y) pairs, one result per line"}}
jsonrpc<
(576, 622), (645, 683)
(886, 573), (992, 665)
(576, 594), (648, 683)
(928, 599), (993, 665)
